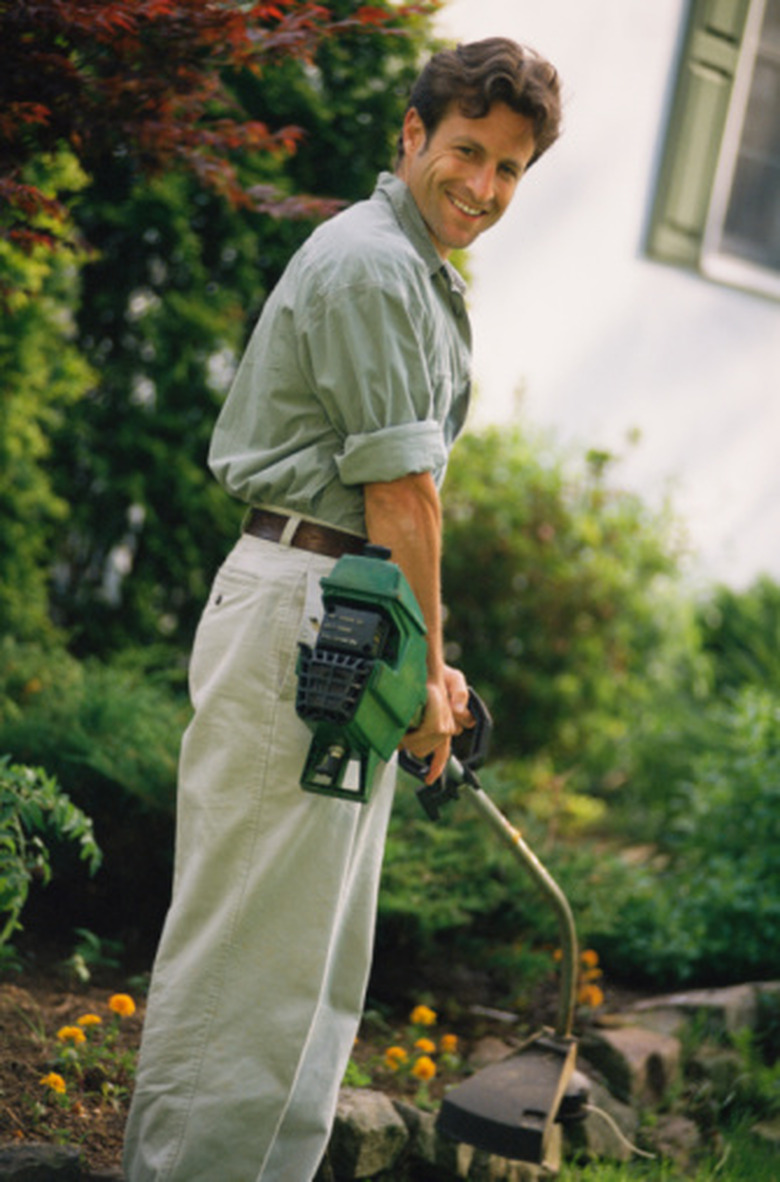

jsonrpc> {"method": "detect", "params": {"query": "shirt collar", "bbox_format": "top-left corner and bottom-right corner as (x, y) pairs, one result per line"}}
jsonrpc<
(373, 171), (467, 297)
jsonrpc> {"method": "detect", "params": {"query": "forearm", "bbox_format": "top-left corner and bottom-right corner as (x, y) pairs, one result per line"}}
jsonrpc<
(363, 472), (445, 683)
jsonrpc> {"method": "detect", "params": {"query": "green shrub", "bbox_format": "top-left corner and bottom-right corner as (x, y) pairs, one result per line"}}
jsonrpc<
(440, 426), (701, 787)
(377, 761), (636, 1005)
(698, 576), (780, 695)
(593, 687), (780, 985)
(0, 636), (186, 810)
(0, 637), (186, 949)
(0, 757), (100, 956)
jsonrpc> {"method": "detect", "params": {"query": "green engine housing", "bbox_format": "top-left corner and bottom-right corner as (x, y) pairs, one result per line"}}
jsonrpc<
(296, 545), (428, 802)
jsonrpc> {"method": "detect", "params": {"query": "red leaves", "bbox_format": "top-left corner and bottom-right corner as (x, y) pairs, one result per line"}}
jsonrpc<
(254, 3), (286, 18)
(0, 178), (63, 221)
(0, 177), (71, 252)
(356, 6), (391, 26)
(0, 0), (404, 249)
(247, 183), (346, 220)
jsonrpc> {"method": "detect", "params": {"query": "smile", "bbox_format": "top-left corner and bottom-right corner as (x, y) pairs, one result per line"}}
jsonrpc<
(448, 193), (484, 218)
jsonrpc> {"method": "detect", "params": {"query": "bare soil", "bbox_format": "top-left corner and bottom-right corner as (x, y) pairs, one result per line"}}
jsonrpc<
(0, 966), (143, 1172)
(0, 949), (600, 1176)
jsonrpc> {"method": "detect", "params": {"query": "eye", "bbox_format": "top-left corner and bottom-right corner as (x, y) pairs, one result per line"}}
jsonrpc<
(499, 163), (521, 181)
(455, 144), (475, 158)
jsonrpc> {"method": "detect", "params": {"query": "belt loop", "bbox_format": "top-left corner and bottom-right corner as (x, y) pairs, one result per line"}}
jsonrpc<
(279, 514), (302, 547)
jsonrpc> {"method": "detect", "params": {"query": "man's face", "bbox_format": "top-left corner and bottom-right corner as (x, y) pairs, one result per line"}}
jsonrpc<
(398, 101), (537, 259)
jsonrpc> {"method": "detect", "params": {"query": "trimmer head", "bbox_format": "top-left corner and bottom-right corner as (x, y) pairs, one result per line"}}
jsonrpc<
(436, 1030), (578, 1167)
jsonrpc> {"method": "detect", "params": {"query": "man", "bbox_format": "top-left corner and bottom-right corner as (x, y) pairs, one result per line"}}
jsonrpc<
(124, 36), (561, 1182)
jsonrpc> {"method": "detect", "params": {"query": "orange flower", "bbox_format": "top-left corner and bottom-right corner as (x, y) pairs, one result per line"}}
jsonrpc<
(581, 949), (600, 969)
(77, 1013), (103, 1028)
(440, 1033), (459, 1054)
(414, 1037), (436, 1054)
(40, 1071), (66, 1094)
(384, 1046), (408, 1071)
(108, 993), (136, 1018)
(410, 1004), (436, 1027)
(411, 1055), (436, 1082)
(57, 1025), (86, 1045)
(577, 983), (605, 1009)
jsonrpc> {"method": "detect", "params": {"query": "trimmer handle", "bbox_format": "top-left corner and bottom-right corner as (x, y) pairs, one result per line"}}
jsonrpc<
(457, 687), (493, 772)
(399, 689), (493, 820)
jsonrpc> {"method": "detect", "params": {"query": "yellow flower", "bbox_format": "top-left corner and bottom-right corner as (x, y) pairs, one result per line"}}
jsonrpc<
(581, 949), (600, 969)
(384, 1046), (408, 1071)
(440, 1033), (459, 1054)
(411, 1055), (436, 1082)
(108, 993), (136, 1018)
(410, 1004), (436, 1027)
(57, 1025), (86, 1044)
(77, 1013), (103, 1028)
(577, 983), (605, 1009)
(40, 1072), (67, 1094)
(414, 1037), (436, 1054)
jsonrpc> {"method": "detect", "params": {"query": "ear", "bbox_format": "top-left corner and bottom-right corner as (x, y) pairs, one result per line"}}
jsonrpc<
(401, 107), (427, 159)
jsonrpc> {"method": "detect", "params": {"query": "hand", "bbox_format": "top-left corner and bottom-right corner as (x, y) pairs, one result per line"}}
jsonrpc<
(400, 666), (472, 784)
(443, 665), (474, 733)
(400, 679), (456, 784)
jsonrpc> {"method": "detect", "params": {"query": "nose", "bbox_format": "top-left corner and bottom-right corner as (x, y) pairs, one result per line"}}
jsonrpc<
(467, 163), (497, 205)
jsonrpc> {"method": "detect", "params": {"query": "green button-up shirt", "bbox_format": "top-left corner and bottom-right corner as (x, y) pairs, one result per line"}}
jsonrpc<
(209, 172), (472, 536)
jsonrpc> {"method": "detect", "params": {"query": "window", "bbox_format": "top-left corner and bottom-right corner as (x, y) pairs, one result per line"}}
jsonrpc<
(647, 0), (780, 300)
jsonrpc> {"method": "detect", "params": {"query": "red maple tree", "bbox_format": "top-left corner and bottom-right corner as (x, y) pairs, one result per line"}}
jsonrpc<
(0, 0), (434, 246)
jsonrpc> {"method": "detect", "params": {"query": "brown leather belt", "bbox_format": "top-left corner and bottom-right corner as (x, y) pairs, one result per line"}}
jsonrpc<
(243, 508), (366, 559)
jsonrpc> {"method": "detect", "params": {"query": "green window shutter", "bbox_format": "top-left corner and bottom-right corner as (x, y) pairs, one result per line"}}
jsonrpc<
(647, 0), (752, 266)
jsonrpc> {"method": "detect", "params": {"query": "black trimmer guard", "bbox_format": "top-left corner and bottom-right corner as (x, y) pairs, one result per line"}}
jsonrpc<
(436, 1030), (577, 1167)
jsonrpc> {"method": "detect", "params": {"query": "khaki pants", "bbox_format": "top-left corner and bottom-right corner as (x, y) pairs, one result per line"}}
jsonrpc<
(123, 534), (397, 1182)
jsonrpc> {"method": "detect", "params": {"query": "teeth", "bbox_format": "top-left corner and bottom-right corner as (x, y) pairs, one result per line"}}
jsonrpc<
(450, 194), (482, 217)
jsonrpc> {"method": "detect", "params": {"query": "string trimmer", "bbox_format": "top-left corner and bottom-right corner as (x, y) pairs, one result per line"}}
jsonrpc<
(400, 695), (585, 1173)
(296, 547), (587, 1172)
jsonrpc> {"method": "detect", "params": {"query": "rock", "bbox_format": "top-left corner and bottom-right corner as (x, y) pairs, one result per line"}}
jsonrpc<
(467, 1006), (520, 1026)
(467, 1149), (546, 1180)
(564, 1078), (639, 1163)
(0, 1143), (82, 1181)
(467, 1037), (514, 1070)
(394, 1099), (475, 1179)
(752, 1116), (780, 1146)
(392, 1101), (435, 1163)
(313, 1154), (337, 1182)
(329, 1088), (408, 1178)
(597, 1008), (683, 1039)
(580, 1025), (680, 1104)
(649, 1113), (702, 1168)
(629, 983), (762, 1037)
(688, 1044), (743, 1102)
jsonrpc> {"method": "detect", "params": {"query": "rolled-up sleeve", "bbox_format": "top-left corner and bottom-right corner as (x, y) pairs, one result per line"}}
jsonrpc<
(298, 273), (451, 486)
(336, 421), (447, 485)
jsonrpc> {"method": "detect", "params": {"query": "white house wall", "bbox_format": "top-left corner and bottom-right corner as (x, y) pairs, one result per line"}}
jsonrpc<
(437, 0), (780, 589)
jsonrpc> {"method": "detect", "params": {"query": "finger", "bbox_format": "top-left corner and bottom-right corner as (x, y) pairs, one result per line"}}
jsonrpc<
(425, 738), (451, 785)
(445, 670), (468, 707)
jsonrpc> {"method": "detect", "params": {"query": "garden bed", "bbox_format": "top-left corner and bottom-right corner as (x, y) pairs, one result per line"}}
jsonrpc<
(0, 954), (560, 1176)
